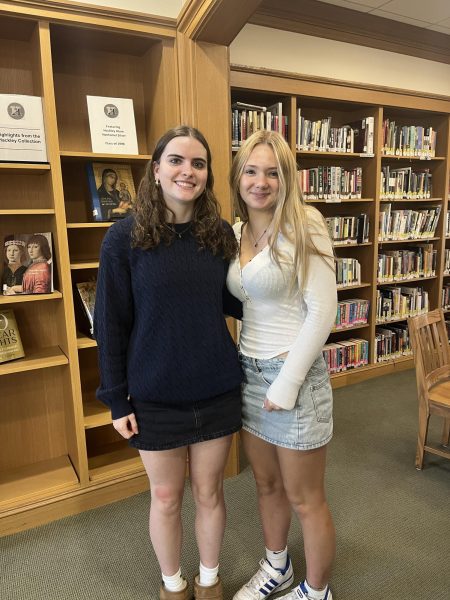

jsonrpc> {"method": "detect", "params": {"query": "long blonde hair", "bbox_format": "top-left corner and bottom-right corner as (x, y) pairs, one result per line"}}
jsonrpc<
(230, 130), (333, 291)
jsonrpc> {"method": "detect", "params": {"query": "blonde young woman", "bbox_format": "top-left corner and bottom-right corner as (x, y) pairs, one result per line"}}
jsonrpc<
(227, 130), (337, 600)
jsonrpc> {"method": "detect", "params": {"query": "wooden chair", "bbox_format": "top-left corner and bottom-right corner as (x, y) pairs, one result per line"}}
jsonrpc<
(408, 309), (450, 470)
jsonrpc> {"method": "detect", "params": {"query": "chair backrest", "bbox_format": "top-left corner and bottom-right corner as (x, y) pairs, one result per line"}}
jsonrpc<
(408, 309), (450, 391)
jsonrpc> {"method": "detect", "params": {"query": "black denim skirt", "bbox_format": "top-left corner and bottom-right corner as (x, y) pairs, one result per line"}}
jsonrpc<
(128, 386), (242, 451)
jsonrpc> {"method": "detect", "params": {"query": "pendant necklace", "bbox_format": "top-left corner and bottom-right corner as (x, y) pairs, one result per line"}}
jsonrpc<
(163, 222), (192, 239)
(247, 222), (268, 248)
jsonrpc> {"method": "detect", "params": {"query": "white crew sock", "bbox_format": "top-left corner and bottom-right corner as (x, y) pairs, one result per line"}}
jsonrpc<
(198, 562), (219, 586)
(266, 546), (288, 570)
(162, 568), (186, 592)
(303, 579), (329, 600)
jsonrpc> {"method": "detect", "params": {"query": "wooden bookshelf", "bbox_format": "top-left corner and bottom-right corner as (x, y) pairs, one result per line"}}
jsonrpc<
(0, 5), (179, 533)
(0, 1), (245, 536)
(230, 65), (450, 381)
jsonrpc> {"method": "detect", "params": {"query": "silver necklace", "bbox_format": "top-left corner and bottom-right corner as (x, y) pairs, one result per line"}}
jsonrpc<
(247, 222), (268, 248)
(163, 222), (192, 239)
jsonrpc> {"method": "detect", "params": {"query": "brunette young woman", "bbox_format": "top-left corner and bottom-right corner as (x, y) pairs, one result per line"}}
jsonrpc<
(94, 125), (243, 600)
(227, 130), (337, 600)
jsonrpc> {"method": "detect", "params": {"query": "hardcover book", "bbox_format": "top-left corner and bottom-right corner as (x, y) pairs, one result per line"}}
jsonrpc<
(74, 280), (97, 338)
(86, 162), (136, 222)
(0, 94), (47, 162)
(0, 309), (25, 363)
(86, 95), (138, 154)
(1, 233), (53, 295)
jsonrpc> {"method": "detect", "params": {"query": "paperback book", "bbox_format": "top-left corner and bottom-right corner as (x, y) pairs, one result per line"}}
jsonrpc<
(86, 162), (136, 222)
(1, 233), (53, 295)
(0, 94), (47, 162)
(74, 280), (97, 338)
(86, 95), (138, 154)
(0, 309), (25, 363)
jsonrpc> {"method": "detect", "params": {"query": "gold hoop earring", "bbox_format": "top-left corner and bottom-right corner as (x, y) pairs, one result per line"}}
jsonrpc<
(155, 178), (160, 187)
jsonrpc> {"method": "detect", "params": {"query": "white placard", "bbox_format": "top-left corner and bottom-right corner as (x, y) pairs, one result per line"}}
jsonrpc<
(86, 96), (138, 155)
(0, 94), (47, 162)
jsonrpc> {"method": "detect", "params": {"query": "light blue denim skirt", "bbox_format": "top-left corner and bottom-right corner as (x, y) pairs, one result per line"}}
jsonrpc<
(239, 353), (333, 450)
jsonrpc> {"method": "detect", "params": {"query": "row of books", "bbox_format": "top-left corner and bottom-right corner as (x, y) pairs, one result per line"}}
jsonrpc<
(378, 205), (441, 241)
(296, 113), (374, 154)
(446, 211), (450, 237)
(377, 245), (437, 282)
(333, 299), (370, 330)
(381, 120), (437, 158)
(336, 258), (361, 288)
(322, 338), (369, 374)
(375, 324), (412, 362)
(376, 286), (429, 323)
(442, 284), (450, 309)
(380, 166), (432, 200)
(231, 101), (287, 147)
(299, 166), (362, 201)
(325, 214), (369, 245)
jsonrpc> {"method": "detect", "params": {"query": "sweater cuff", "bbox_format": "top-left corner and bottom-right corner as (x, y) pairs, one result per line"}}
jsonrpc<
(96, 383), (133, 420)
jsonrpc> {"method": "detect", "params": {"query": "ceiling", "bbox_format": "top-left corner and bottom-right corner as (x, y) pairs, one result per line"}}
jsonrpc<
(317, 0), (450, 35)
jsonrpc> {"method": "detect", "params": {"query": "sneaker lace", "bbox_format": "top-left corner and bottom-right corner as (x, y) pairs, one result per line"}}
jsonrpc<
(245, 559), (274, 590)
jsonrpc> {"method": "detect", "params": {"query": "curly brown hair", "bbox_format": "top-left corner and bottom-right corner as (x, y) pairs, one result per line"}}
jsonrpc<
(132, 125), (237, 260)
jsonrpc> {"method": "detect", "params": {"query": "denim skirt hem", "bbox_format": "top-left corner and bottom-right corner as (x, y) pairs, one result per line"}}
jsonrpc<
(130, 424), (242, 452)
(242, 424), (332, 451)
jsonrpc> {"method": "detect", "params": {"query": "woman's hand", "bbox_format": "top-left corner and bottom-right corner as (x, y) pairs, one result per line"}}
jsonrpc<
(112, 413), (138, 439)
(263, 398), (283, 412)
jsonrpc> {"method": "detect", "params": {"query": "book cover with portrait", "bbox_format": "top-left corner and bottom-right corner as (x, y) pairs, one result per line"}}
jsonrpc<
(0, 309), (25, 363)
(1, 233), (53, 296)
(86, 162), (136, 222)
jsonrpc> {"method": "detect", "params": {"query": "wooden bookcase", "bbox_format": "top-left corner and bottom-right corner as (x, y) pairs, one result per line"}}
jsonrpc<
(230, 66), (450, 388)
(0, 5), (241, 536)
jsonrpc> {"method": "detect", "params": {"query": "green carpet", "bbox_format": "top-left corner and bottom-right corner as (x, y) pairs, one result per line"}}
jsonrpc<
(1, 370), (449, 599)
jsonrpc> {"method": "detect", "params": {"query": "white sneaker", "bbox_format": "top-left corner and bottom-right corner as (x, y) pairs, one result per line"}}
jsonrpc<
(233, 557), (294, 600)
(276, 581), (333, 600)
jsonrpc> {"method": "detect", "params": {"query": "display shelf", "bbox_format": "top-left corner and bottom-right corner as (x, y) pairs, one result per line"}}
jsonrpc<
(0, 291), (62, 304)
(0, 163), (50, 173)
(83, 399), (111, 430)
(70, 260), (100, 270)
(306, 198), (374, 204)
(60, 151), (151, 162)
(67, 222), (112, 229)
(0, 209), (55, 215)
(88, 444), (143, 484)
(0, 456), (79, 512)
(0, 346), (68, 376)
(76, 333), (97, 350)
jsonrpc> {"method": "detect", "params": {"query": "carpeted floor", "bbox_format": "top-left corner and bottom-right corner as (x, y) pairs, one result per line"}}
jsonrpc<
(1, 369), (449, 600)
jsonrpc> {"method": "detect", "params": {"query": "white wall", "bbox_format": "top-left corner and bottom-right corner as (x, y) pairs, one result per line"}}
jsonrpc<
(72, 0), (184, 18)
(230, 24), (450, 97)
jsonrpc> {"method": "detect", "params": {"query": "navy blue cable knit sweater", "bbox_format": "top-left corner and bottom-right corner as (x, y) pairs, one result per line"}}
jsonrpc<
(94, 216), (243, 420)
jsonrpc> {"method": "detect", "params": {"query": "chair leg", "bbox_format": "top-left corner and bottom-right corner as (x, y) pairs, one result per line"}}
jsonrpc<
(416, 407), (429, 470)
(442, 418), (450, 448)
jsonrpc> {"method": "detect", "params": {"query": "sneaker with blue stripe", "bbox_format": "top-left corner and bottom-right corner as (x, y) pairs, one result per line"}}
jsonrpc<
(276, 580), (333, 600)
(232, 557), (294, 600)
